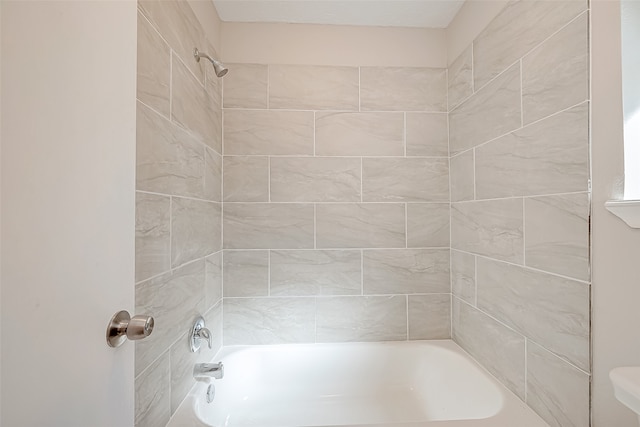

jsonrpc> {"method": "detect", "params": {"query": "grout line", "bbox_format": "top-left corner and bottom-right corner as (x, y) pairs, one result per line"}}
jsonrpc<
(519, 58), (524, 127)
(474, 255), (478, 307)
(358, 67), (361, 112)
(169, 196), (173, 269)
(221, 247), (450, 252)
(406, 295), (409, 341)
(453, 248), (591, 285)
(268, 156), (271, 203)
(472, 149), (477, 200)
(314, 204), (317, 249)
(313, 111), (316, 156)
(452, 190), (589, 204)
(267, 250), (271, 296)
(223, 292), (453, 300)
(169, 50), (173, 120)
(222, 154), (450, 159)
(221, 107), (448, 114)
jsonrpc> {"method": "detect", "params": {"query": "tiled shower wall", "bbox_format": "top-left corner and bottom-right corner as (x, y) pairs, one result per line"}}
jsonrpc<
(448, 1), (591, 426)
(221, 65), (452, 344)
(134, 2), (223, 426)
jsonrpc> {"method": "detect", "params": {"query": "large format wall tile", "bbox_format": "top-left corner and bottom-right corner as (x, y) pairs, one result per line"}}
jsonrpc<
(405, 113), (449, 157)
(270, 250), (361, 296)
(475, 103), (589, 199)
(172, 57), (217, 149)
(135, 352), (171, 427)
(448, 45), (473, 110)
(269, 65), (359, 110)
(315, 112), (404, 156)
(270, 157), (361, 202)
(408, 294), (451, 340)
(527, 342), (590, 427)
(223, 156), (269, 202)
(522, 13), (589, 124)
(138, 0), (206, 83)
(473, 0), (587, 89)
(224, 297), (316, 345)
(362, 158), (449, 202)
(451, 199), (523, 263)
(316, 203), (405, 248)
(451, 250), (475, 304)
(477, 258), (590, 371)
(316, 296), (407, 342)
(223, 110), (314, 155)
(525, 193), (590, 281)
(452, 298), (526, 399)
(223, 250), (269, 297)
(223, 64), (268, 109)
(450, 150), (475, 202)
(135, 192), (170, 283)
(205, 252), (222, 308)
(363, 249), (450, 294)
(137, 102), (204, 198)
(204, 147), (222, 202)
(449, 63), (521, 155)
(223, 203), (314, 249)
(171, 198), (221, 267)
(406, 203), (450, 248)
(135, 260), (206, 376)
(360, 67), (447, 111)
(137, 11), (170, 117)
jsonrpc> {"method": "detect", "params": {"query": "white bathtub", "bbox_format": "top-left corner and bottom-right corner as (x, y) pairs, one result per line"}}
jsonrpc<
(168, 340), (549, 427)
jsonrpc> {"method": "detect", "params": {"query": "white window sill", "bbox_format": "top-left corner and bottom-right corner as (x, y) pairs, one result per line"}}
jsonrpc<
(605, 200), (640, 228)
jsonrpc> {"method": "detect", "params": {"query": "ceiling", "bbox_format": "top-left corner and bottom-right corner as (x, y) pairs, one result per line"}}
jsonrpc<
(212, 0), (466, 28)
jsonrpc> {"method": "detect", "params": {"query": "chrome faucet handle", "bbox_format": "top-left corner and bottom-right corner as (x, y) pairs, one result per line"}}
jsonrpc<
(198, 327), (212, 349)
(190, 316), (213, 352)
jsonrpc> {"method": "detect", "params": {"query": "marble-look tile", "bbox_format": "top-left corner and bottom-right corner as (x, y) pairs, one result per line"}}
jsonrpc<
(135, 260), (206, 376)
(137, 102), (204, 198)
(316, 203), (405, 248)
(223, 63), (268, 109)
(448, 45), (474, 110)
(360, 67), (447, 111)
(405, 113), (449, 157)
(406, 203), (450, 248)
(204, 300), (223, 356)
(316, 296), (407, 342)
(223, 203), (314, 249)
(450, 150), (475, 202)
(527, 341), (590, 427)
(449, 63), (521, 155)
(135, 351), (170, 427)
(525, 193), (590, 281)
(474, 0), (587, 89)
(315, 112), (404, 156)
(223, 156), (269, 202)
(137, 12), (170, 117)
(223, 297), (316, 345)
(451, 250), (475, 305)
(223, 109), (314, 155)
(205, 252), (222, 308)
(475, 103), (589, 199)
(408, 294), (451, 340)
(523, 13), (589, 125)
(270, 250), (362, 296)
(269, 65), (359, 110)
(477, 257), (590, 371)
(204, 147), (222, 202)
(223, 250), (269, 297)
(270, 157), (360, 202)
(138, 0), (207, 83)
(171, 198), (221, 267)
(362, 158), (449, 202)
(204, 65), (223, 155)
(205, 53), (222, 112)
(452, 298), (526, 399)
(135, 192), (170, 283)
(364, 249), (450, 294)
(172, 57), (218, 149)
(451, 199), (523, 263)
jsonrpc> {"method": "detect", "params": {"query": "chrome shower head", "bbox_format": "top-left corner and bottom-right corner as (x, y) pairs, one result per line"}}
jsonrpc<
(193, 48), (228, 78)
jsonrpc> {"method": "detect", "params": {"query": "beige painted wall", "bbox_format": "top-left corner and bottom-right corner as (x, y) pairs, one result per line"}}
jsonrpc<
(188, 0), (222, 53)
(591, 1), (640, 425)
(445, 0), (508, 65)
(221, 22), (446, 67)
